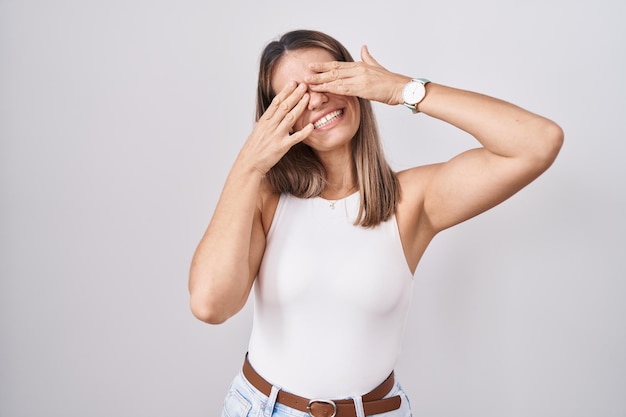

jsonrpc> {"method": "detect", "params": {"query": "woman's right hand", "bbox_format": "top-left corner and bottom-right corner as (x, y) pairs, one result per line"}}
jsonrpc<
(188, 81), (314, 324)
(239, 81), (314, 174)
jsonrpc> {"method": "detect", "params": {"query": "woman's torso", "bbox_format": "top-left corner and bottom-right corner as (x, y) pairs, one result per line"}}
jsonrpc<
(248, 190), (415, 398)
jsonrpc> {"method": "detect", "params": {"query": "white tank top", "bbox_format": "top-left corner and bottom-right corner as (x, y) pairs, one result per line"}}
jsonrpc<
(248, 192), (414, 398)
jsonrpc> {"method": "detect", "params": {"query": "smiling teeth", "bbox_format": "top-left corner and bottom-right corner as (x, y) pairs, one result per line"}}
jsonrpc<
(313, 110), (343, 129)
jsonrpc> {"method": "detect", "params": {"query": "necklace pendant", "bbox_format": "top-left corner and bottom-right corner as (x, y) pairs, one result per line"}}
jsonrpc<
(329, 200), (336, 209)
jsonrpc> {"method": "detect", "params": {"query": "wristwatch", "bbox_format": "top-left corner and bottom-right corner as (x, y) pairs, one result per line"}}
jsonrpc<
(402, 78), (430, 113)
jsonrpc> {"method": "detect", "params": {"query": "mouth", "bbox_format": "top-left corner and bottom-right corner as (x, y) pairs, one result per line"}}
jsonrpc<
(313, 109), (344, 129)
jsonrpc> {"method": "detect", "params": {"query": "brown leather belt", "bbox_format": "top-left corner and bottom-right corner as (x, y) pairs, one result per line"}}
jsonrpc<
(242, 356), (402, 417)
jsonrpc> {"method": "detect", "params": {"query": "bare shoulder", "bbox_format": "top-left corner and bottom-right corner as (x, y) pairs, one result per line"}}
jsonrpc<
(395, 164), (443, 231)
(396, 163), (443, 205)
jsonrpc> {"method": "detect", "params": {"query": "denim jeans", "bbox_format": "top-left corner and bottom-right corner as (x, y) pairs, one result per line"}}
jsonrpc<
(221, 371), (412, 417)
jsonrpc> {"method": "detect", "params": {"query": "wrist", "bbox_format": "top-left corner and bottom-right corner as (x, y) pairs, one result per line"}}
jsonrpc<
(401, 78), (430, 113)
(232, 154), (269, 179)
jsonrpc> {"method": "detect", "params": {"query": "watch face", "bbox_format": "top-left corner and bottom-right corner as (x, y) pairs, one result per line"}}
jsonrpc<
(403, 80), (426, 105)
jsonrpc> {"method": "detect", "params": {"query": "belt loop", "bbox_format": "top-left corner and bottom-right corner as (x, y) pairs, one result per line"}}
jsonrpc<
(264, 384), (280, 417)
(352, 395), (366, 417)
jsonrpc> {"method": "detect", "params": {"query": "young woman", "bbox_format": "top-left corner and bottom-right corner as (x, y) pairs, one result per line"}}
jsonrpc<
(189, 29), (563, 417)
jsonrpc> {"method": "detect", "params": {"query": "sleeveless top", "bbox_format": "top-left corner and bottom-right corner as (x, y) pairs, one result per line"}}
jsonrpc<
(247, 192), (414, 398)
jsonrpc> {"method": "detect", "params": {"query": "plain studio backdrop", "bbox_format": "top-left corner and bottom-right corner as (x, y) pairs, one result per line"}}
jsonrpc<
(1, 0), (625, 416)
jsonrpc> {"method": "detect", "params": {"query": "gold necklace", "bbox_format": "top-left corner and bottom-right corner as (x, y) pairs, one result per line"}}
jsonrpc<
(326, 185), (356, 210)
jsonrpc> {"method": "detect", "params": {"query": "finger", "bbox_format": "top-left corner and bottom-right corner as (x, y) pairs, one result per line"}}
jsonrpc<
(261, 81), (299, 120)
(278, 92), (310, 132)
(275, 83), (309, 123)
(360, 45), (375, 65)
(361, 45), (385, 69)
(306, 61), (359, 83)
(305, 68), (362, 88)
(287, 122), (314, 146)
(308, 60), (349, 73)
(308, 79), (355, 96)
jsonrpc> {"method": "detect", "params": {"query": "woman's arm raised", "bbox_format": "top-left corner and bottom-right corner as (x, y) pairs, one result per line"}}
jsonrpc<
(307, 46), (563, 235)
(412, 83), (563, 233)
(189, 165), (266, 325)
(188, 82), (313, 324)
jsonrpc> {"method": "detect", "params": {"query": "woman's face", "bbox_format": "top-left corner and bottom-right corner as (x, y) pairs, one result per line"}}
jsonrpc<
(271, 48), (360, 154)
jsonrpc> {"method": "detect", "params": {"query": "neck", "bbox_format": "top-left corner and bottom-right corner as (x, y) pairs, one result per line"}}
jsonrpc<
(318, 151), (356, 200)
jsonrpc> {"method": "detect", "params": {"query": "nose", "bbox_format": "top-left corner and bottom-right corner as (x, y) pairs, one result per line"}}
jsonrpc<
(307, 90), (328, 110)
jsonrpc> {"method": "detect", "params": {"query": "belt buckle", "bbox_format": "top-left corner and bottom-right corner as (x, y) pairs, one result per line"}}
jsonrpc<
(307, 399), (337, 417)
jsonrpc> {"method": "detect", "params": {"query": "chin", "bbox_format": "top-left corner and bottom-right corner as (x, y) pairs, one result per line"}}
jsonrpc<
(306, 132), (356, 153)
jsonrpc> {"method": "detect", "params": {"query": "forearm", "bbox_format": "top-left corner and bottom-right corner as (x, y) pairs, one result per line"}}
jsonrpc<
(189, 81), (314, 324)
(188, 158), (263, 324)
(308, 51), (562, 166)
(417, 83), (563, 165)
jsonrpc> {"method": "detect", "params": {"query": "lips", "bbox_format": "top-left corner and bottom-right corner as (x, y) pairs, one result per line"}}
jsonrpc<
(313, 109), (344, 129)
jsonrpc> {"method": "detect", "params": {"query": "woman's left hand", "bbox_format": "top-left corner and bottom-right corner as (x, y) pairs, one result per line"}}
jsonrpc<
(306, 45), (411, 106)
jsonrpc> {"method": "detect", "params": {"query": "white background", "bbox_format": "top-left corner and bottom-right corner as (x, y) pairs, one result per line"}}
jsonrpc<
(2, 0), (625, 416)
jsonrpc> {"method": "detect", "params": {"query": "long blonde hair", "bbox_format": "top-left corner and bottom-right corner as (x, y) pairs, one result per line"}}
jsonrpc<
(256, 29), (399, 227)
